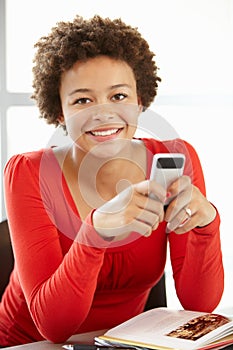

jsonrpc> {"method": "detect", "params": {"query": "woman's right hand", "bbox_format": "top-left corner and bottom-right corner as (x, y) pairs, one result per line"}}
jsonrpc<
(92, 180), (166, 240)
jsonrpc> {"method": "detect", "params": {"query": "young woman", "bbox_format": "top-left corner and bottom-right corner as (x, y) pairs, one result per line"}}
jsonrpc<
(0, 15), (224, 347)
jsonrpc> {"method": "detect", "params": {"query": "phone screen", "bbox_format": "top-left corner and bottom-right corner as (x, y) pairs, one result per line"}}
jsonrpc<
(157, 157), (185, 169)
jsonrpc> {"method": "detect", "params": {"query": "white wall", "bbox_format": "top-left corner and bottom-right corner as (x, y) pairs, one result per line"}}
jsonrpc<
(2, 0), (233, 313)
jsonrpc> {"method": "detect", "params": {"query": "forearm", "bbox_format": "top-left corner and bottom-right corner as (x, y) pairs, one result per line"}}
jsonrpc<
(27, 216), (110, 343)
(170, 211), (224, 312)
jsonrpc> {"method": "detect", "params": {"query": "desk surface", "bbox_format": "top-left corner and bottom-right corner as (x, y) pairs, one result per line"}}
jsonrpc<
(5, 330), (106, 349)
(5, 330), (233, 350)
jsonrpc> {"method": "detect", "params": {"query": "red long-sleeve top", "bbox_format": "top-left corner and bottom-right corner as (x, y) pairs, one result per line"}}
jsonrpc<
(0, 138), (224, 346)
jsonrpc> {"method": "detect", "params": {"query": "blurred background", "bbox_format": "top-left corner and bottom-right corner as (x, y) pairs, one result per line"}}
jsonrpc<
(0, 0), (232, 313)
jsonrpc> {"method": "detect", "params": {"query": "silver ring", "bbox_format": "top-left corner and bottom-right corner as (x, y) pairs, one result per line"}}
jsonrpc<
(184, 207), (192, 218)
(178, 207), (192, 228)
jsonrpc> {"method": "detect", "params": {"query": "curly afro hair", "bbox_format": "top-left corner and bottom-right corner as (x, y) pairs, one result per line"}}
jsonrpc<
(32, 15), (161, 128)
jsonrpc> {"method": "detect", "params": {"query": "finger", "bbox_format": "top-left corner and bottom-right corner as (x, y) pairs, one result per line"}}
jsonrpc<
(130, 219), (153, 237)
(134, 180), (166, 203)
(134, 193), (165, 222)
(165, 176), (191, 206)
(166, 206), (193, 232)
(167, 175), (191, 195)
(165, 186), (193, 223)
(173, 213), (199, 234)
(136, 210), (160, 230)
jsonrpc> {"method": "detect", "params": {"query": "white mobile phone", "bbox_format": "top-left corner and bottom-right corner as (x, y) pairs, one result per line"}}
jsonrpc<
(150, 153), (185, 203)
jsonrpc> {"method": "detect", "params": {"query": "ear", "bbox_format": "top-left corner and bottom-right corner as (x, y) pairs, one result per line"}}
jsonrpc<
(57, 115), (65, 126)
(137, 97), (143, 114)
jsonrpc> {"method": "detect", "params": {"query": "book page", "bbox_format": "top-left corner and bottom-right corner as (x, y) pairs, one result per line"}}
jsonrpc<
(99, 308), (233, 350)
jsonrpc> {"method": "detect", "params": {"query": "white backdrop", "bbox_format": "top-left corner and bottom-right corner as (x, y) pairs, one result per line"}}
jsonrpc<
(3, 0), (233, 312)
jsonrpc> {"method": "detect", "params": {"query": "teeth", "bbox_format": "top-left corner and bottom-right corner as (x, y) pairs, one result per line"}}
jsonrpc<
(90, 128), (119, 136)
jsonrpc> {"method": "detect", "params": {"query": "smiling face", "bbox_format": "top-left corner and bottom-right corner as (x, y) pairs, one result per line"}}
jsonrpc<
(59, 55), (142, 158)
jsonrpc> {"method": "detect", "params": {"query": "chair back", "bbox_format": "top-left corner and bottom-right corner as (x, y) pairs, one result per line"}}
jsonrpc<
(0, 220), (14, 300)
(144, 274), (167, 311)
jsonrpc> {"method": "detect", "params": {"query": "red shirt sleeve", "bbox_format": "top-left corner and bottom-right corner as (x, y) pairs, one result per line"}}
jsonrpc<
(4, 151), (111, 342)
(165, 140), (224, 312)
(143, 137), (224, 312)
(170, 212), (223, 312)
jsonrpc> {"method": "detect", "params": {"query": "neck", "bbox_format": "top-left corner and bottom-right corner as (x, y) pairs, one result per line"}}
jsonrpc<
(70, 140), (146, 200)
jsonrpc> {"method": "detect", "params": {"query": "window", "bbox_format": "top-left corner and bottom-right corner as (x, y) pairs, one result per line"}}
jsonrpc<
(1, 0), (233, 313)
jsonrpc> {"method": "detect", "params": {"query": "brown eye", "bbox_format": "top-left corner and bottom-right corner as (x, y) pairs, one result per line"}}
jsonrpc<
(73, 97), (91, 105)
(112, 93), (127, 101)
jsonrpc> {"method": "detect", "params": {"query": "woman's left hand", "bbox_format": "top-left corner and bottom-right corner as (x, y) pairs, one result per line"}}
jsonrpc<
(164, 175), (216, 234)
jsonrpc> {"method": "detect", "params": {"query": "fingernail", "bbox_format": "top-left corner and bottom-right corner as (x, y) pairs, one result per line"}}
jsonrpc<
(178, 218), (188, 227)
(144, 228), (152, 237)
(165, 224), (171, 234)
(164, 192), (172, 204)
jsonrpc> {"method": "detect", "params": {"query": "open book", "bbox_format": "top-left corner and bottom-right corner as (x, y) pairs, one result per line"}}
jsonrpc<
(95, 307), (233, 350)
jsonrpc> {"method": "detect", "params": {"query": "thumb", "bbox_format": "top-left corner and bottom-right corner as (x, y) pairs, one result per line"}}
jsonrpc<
(134, 180), (166, 202)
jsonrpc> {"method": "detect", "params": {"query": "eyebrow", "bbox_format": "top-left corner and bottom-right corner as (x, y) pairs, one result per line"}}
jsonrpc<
(68, 84), (132, 96)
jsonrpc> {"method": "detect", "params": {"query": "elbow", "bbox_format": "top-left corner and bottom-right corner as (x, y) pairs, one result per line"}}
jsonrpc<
(29, 292), (91, 343)
(30, 305), (87, 344)
(42, 332), (70, 344)
(176, 263), (225, 313)
(35, 321), (78, 344)
(178, 283), (224, 313)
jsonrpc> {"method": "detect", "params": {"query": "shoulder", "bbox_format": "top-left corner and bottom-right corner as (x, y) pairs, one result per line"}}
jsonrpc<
(3, 149), (52, 186)
(4, 149), (44, 172)
(139, 137), (198, 157)
(139, 137), (203, 180)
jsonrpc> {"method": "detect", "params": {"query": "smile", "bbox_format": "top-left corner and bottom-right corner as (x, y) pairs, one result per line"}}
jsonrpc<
(89, 128), (121, 137)
(86, 127), (124, 138)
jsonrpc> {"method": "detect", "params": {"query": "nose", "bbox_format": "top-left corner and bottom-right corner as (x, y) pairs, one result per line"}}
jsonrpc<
(92, 105), (116, 122)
